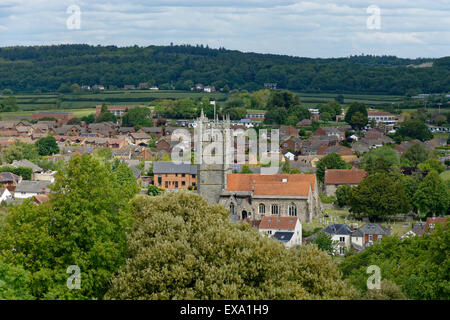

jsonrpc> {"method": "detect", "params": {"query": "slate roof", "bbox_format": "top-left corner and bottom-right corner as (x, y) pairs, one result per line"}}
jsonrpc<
(273, 231), (294, 242)
(353, 223), (390, 236)
(322, 223), (353, 235)
(0, 172), (21, 183)
(153, 162), (198, 175)
(14, 180), (51, 194)
(10, 159), (43, 173)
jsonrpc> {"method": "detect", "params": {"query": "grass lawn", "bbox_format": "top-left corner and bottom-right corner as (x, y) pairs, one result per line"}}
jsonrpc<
(440, 170), (450, 182)
(303, 207), (413, 236)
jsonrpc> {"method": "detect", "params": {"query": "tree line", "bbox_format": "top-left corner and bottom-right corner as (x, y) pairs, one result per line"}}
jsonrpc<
(0, 44), (448, 94)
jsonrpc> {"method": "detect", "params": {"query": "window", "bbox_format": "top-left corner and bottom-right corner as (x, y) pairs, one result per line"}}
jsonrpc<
(369, 235), (373, 242)
(182, 181), (186, 186)
(182, 173), (185, 177)
(288, 204), (297, 217)
(267, 230), (272, 235)
(340, 237), (345, 242)
(175, 181), (179, 188)
(339, 247), (345, 255)
(165, 181), (168, 188)
(271, 204), (279, 215)
(230, 204), (235, 215)
(259, 204), (265, 214)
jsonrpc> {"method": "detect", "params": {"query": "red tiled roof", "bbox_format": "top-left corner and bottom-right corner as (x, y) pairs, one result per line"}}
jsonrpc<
(227, 174), (317, 193)
(259, 216), (300, 230)
(325, 169), (367, 185)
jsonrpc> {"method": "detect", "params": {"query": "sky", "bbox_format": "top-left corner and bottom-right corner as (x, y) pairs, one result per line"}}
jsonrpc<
(0, 0), (449, 58)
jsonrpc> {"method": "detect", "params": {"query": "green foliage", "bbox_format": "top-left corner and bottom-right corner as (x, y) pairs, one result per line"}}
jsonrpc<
(0, 166), (33, 180)
(316, 153), (348, 184)
(106, 192), (356, 300)
(35, 136), (59, 156)
(0, 258), (34, 300)
(0, 155), (136, 299)
(0, 45), (448, 95)
(339, 221), (449, 299)
(81, 114), (95, 124)
(147, 185), (164, 196)
(0, 95), (19, 112)
(361, 146), (399, 173)
(401, 143), (430, 166)
(0, 142), (40, 164)
(412, 171), (450, 216)
(121, 107), (153, 129)
(396, 120), (433, 142)
(240, 165), (253, 174)
(319, 193), (336, 204)
(335, 185), (352, 207)
(417, 158), (445, 174)
(309, 232), (338, 255)
(344, 103), (368, 129)
(349, 173), (411, 220)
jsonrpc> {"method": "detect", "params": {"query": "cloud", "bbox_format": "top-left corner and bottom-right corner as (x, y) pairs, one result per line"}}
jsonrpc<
(0, 0), (448, 58)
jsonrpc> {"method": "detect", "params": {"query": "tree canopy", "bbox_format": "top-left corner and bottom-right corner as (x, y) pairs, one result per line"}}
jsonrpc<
(106, 192), (356, 300)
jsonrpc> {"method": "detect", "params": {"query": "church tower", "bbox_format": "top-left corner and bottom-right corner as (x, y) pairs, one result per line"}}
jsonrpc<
(196, 110), (232, 204)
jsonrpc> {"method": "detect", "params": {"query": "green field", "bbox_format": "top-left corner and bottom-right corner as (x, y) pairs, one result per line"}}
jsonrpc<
(0, 90), (410, 121)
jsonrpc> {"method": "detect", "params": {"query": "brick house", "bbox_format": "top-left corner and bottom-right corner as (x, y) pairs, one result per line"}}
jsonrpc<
(153, 162), (197, 190)
(351, 223), (390, 251)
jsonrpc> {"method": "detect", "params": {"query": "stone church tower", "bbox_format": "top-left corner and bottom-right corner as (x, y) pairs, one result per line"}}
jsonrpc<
(195, 110), (232, 204)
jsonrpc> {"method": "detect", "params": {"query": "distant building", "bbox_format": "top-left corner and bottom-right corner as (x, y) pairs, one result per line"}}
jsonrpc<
(258, 216), (302, 247)
(95, 105), (139, 118)
(32, 112), (73, 124)
(245, 112), (265, 121)
(264, 83), (277, 90)
(138, 82), (149, 89)
(367, 111), (399, 128)
(124, 85), (136, 90)
(204, 86), (215, 93)
(324, 169), (367, 196)
(153, 162), (197, 190)
(351, 223), (390, 251)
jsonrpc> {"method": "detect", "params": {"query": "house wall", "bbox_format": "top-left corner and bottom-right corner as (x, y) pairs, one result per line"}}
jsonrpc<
(14, 191), (38, 199)
(325, 183), (357, 197)
(330, 234), (351, 255)
(155, 173), (197, 190)
(259, 221), (302, 247)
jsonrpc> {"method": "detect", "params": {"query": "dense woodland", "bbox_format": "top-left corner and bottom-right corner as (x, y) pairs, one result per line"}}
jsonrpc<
(0, 44), (449, 94)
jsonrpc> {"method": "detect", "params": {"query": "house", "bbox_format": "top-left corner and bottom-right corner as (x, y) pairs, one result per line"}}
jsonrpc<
(245, 112), (265, 121)
(284, 152), (295, 161)
(54, 125), (84, 136)
(313, 126), (349, 141)
(258, 216), (302, 247)
(320, 224), (353, 255)
(138, 127), (163, 139)
(153, 162), (197, 190)
(124, 84), (136, 90)
(367, 111), (398, 128)
(32, 194), (50, 205)
(95, 105), (139, 118)
(92, 85), (105, 91)
(204, 86), (215, 93)
(156, 137), (179, 154)
(138, 82), (149, 89)
(0, 187), (12, 203)
(351, 223), (390, 251)
(130, 133), (152, 146)
(14, 180), (52, 199)
(317, 145), (354, 157)
(281, 136), (302, 153)
(0, 172), (22, 191)
(219, 174), (320, 223)
(195, 83), (204, 91)
(280, 125), (299, 139)
(324, 169), (367, 196)
(296, 119), (312, 127)
(10, 159), (44, 174)
(425, 216), (446, 233)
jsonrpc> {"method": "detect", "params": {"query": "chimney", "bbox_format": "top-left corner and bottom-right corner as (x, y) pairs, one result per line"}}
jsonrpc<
(41, 188), (46, 195)
(350, 224), (354, 231)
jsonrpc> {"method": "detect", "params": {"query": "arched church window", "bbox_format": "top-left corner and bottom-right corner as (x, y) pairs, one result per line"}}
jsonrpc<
(259, 204), (265, 214)
(230, 203), (235, 215)
(271, 204), (279, 215)
(289, 204), (297, 217)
